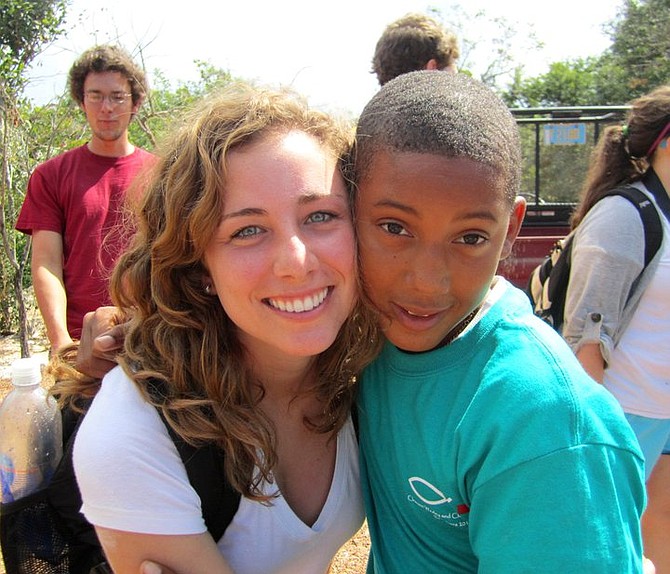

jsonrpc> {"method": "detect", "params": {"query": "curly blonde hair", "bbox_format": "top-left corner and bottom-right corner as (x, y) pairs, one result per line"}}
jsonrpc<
(55, 82), (381, 500)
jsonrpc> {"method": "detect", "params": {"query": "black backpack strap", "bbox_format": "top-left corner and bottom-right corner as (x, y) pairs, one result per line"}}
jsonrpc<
(157, 413), (240, 542)
(603, 184), (663, 267)
(351, 403), (359, 440)
(146, 378), (240, 542)
(542, 236), (573, 329)
(642, 168), (670, 223)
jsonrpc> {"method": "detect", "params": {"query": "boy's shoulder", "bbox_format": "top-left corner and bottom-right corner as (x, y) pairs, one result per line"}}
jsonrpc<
(463, 281), (612, 408)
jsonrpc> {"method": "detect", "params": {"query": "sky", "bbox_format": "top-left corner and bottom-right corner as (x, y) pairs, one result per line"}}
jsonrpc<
(26, 0), (624, 117)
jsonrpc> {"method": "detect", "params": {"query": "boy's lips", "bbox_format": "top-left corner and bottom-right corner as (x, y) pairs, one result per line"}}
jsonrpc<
(390, 302), (446, 331)
(406, 309), (431, 318)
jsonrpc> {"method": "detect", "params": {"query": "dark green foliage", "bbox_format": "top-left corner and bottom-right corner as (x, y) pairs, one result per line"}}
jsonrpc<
(606, 0), (670, 99)
(503, 0), (670, 108)
(0, 0), (68, 94)
(501, 0), (669, 215)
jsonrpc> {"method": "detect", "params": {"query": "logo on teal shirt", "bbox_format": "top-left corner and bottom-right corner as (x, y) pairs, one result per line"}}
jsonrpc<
(407, 476), (470, 527)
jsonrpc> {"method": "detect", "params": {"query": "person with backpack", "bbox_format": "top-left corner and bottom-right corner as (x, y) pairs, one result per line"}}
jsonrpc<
(562, 85), (670, 573)
(52, 82), (381, 574)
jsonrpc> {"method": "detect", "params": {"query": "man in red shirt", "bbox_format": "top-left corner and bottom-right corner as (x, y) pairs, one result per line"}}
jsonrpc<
(16, 44), (154, 353)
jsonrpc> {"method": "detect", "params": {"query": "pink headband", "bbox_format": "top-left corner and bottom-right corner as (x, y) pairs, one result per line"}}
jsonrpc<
(647, 121), (670, 157)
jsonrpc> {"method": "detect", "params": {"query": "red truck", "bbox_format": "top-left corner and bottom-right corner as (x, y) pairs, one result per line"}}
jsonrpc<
(498, 105), (630, 288)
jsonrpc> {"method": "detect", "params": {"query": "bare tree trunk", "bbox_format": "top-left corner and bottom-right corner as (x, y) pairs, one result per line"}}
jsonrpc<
(12, 267), (29, 357)
(0, 98), (31, 357)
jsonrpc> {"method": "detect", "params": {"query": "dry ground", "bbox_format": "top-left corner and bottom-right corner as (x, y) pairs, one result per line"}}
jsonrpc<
(0, 316), (370, 573)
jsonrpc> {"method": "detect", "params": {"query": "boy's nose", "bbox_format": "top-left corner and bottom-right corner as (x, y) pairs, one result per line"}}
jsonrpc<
(408, 247), (449, 292)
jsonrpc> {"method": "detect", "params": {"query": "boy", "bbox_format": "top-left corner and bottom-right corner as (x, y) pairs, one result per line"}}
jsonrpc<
(351, 71), (646, 572)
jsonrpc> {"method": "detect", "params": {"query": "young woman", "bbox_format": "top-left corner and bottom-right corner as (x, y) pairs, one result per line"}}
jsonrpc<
(563, 85), (670, 573)
(60, 82), (380, 574)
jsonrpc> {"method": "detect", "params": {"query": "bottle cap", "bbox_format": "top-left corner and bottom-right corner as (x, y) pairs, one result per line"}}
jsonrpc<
(11, 358), (42, 387)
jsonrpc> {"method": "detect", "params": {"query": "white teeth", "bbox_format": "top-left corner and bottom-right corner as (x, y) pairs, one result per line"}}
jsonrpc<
(407, 310), (430, 317)
(268, 288), (328, 313)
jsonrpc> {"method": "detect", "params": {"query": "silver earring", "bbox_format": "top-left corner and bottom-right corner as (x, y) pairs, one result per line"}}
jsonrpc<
(204, 284), (212, 295)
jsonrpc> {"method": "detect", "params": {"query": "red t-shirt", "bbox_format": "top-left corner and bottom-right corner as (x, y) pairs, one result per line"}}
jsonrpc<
(16, 144), (155, 339)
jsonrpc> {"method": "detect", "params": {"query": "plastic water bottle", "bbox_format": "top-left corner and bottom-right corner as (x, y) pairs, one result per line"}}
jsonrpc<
(0, 357), (63, 503)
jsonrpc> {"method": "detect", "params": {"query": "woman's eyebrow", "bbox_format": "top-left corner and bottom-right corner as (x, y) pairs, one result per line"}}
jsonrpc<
(221, 207), (266, 221)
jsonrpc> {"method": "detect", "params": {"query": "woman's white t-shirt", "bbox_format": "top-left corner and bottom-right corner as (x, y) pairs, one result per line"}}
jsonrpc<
(73, 366), (364, 574)
(604, 212), (670, 417)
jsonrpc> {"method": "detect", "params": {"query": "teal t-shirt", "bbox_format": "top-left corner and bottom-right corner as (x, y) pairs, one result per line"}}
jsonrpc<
(358, 280), (645, 573)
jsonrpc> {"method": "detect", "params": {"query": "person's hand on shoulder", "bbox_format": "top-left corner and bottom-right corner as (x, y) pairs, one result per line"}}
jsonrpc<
(76, 306), (128, 379)
(140, 562), (174, 574)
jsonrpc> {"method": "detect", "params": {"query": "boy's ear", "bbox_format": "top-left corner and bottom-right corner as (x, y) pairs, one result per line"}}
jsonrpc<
(500, 196), (526, 260)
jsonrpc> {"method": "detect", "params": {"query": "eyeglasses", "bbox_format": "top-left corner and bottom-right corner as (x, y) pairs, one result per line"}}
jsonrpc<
(84, 91), (132, 106)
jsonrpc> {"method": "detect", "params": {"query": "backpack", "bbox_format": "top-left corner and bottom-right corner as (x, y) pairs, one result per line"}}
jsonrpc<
(0, 382), (241, 574)
(526, 182), (667, 331)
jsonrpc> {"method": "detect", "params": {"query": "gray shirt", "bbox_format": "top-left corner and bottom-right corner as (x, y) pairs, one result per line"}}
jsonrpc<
(562, 181), (664, 365)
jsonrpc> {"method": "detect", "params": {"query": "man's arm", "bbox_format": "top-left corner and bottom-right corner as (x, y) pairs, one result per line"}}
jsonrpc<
(31, 229), (72, 352)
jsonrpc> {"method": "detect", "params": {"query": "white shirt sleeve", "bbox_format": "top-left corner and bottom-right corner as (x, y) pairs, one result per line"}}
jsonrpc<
(73, 366), (207, 535)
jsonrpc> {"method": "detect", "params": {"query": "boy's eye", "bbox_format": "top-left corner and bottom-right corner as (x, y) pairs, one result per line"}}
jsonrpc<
(232, 225), (263, 239)
(456, 233), (487, 245)
(380, 222), (410, 236)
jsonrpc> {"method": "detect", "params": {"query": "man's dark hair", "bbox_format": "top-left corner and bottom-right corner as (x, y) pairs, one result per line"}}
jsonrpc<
(68, 44), (148, 106)
(372, 13), (459, 85)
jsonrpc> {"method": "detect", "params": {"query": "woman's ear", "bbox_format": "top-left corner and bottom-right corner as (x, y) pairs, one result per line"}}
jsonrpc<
(203, 275), (217, 296)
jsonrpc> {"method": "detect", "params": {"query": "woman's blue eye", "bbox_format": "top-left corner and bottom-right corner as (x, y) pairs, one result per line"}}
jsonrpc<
(308, 211), (335, 223)
(233, 226), (262, 239)
(380, 222), (409, 236)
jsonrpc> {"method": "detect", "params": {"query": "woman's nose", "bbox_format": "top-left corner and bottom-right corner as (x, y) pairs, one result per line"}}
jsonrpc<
(273, 234), (317, 278)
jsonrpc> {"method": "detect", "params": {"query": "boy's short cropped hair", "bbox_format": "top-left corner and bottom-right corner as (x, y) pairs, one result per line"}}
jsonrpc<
(372, 13), (459, 85)
(353, 71), (521, 204)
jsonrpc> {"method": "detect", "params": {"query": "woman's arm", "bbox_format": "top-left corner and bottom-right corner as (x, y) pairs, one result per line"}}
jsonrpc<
(96, 528), (235, 574)
(575, 342), (605, 383)
(563, 197), (646, 363)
